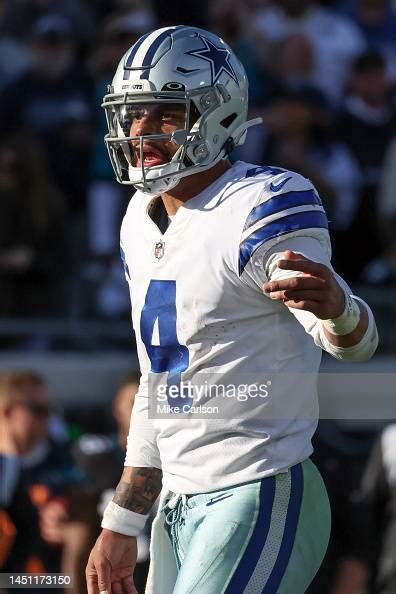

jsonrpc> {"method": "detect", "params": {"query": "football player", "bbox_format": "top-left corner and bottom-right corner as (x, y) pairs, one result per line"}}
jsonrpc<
(86, 26), (378, 594)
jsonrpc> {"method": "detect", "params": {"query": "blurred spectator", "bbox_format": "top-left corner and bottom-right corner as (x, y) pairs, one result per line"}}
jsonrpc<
(338, 0), (396, 81)
(373, 135), (396, 283)
(0, 370), (81, 579)
(335, 50), (396, 281)
(0, 14), (95, 218)
(3, 0), (95, 43)
(360, 423), (396, 593)
(0, 407), (39, 577)
(0, 133), (67, 320)
(208, 0), (278, 107)
(151, 0), (209, 28)
(274, 33), (316, 90)
(253, 0), (366, 104)
(63, 372), (151, 594)
(0, 0), (30, 91)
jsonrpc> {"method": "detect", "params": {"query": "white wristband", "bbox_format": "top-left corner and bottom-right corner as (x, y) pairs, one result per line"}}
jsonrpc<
(101, 501), (149, 536)
(322, 294), (361, 336)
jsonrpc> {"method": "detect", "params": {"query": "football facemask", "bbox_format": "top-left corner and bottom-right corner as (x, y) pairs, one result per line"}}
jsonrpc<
(102, 26), (261, 195)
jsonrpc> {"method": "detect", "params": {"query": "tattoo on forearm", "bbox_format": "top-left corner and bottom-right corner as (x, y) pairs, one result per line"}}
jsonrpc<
(113, 467), (162, 514)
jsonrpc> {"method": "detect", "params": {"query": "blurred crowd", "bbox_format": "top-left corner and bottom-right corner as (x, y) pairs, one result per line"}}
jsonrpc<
(0, 0), (396, 332)
(0, 369), (152, 594)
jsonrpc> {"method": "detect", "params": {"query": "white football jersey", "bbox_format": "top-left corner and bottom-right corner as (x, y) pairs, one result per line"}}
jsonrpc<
(121, 161), (335, 494)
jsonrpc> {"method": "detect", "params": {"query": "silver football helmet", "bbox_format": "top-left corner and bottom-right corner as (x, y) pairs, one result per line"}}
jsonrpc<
(102, 25), (261, 195)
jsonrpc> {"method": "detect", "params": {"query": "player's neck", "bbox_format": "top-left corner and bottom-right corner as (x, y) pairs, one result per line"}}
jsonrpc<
(160, 160), (232, 216)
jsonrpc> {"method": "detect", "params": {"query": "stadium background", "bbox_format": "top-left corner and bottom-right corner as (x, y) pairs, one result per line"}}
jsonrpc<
(0, 0), (396, 593)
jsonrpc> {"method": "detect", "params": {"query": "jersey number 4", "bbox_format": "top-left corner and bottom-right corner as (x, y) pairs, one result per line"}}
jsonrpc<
(140, 280), (190, 408)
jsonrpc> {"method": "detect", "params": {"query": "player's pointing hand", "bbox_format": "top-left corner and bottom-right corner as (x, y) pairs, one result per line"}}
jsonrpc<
(262, 250), (345, 319)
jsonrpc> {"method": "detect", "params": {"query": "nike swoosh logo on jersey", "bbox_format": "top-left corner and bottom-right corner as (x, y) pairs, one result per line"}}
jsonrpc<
(270, 176), (292, 193)
(206, 493), (234, 506)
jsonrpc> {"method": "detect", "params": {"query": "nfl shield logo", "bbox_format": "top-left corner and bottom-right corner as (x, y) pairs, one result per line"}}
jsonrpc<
(154, 241), (165, 260)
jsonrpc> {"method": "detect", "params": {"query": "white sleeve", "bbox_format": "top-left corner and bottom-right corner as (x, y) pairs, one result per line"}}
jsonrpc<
(124, 378), (162, 470)
(262, 236), (378, 362)
(264, 235), (332, 340)
(120, 211), (161, 469)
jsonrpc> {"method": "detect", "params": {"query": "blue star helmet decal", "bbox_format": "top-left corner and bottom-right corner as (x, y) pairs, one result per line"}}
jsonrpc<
(185, 35), (239, 86)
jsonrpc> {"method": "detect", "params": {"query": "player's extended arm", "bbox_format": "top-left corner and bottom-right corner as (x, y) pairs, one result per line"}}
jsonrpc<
(86, 466), (162, 594)
(263, 250), (378, 360)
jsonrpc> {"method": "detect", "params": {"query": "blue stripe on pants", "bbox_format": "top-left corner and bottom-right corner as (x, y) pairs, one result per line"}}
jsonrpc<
(225, 476), (276, 593)
(262, 464), (304, 593)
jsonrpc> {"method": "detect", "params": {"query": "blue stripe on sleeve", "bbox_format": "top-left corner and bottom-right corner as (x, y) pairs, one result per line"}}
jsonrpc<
(245, 166), (285, 178)
(262, 464), (304, 593)
(239, 210), (328, 275)
(225, 477), (276, 593)
(243, 190), (322, 232)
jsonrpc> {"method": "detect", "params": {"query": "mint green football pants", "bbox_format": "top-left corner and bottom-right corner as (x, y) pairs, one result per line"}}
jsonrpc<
(161, 459), (331, 593)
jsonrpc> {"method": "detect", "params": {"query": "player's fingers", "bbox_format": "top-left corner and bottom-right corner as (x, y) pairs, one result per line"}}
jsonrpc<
(263, 276), (325, 294)
(122, 575), (138, 594)
(283, 289), (327, 303)
(267, 289), (322, 303)
(86, 557), (101, 594)
(111, 581), (122, 594)
(277, 258), (330, 277)
(264, 290), (285, 301)
(86, 572), (99, 594)
(96, 560), (112, 594)
(283, 299), (321, 314)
